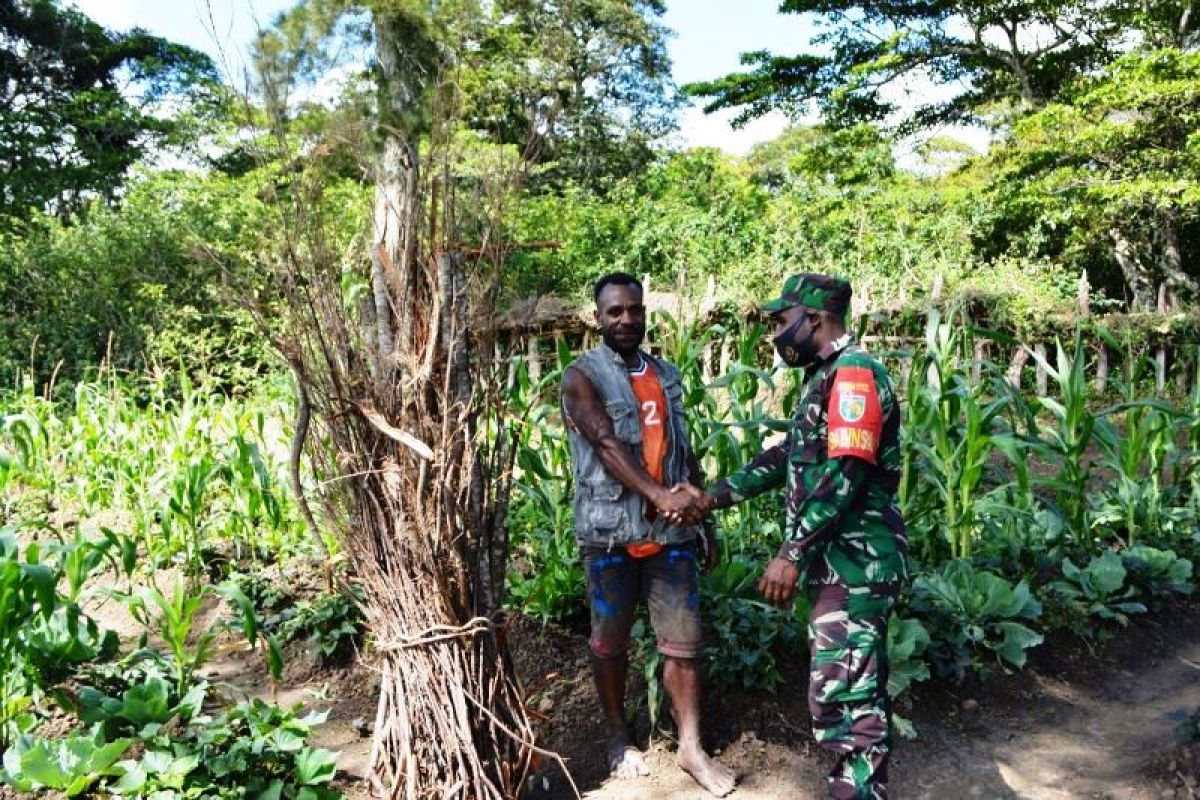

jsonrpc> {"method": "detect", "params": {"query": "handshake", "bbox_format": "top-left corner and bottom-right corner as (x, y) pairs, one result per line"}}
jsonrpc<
(654, 483), (715, 528)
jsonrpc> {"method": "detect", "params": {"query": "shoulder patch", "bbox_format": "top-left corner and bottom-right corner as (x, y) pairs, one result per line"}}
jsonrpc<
(827, 365), (883, 463)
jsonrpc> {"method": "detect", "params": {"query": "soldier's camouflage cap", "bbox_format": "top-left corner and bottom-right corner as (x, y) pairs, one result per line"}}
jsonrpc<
(760, 273), (853, 316)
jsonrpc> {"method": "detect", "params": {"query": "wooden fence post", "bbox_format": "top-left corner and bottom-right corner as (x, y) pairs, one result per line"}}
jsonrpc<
(701, 275), (717, 317)
(899, 355), (912, 388)
(1156, 286), (1169, 393)
(1034, 343), (1048, 397)
(1094, 343), (1109, 395)
(527, 334), (541, 382)
(1008, 347), (1030, 390)
(502, 340), (517, 390)
(719, 335), (733, 377)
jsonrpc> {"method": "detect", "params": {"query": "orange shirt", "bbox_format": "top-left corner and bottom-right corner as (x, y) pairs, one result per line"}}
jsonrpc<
(629, 357), (669, 489)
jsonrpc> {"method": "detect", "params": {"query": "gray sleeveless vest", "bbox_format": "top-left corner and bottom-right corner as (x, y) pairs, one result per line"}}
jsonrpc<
(565, 343), (699, 549)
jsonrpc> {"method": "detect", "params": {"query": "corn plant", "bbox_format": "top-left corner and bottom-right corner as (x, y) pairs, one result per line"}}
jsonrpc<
(118, 578), (281, 698)
(502, 347), (588, 622)
(1092, 400), (1186, 547)
(0, 384), (57, 510)
(0, 530), (118, 747)
(1172, 350), (1200, 534)
(1027, 329), (1098, 551)
(900, 312), (1022, 562)
(1, 365), (318, 573)
(224, 428), (290, 559)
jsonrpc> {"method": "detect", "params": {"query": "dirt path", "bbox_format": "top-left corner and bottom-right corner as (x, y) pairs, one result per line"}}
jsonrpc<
(564, 632), (1200, 800)
(82, 576), (377, 789)
(519, 604), (1200, 800)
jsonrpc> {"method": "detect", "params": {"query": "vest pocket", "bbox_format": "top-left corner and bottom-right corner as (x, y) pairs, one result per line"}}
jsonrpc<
(582, 477), (627, 534)
(583, 475), (624, 502)
(604, 399), (642, 444)
(589, 504), (626, 534)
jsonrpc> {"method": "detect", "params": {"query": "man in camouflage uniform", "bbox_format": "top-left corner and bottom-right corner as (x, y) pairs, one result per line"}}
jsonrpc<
(704, 274), (908, 799)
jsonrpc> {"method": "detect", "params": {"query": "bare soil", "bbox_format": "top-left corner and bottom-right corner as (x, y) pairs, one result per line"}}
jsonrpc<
(32, 555), (1200, 800)
(509, 600), (1200, 800)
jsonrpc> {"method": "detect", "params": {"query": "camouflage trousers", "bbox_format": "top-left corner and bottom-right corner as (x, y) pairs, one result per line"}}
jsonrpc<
(808, 582), (899, 800)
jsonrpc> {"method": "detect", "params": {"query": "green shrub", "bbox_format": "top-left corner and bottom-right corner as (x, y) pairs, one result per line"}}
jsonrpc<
(1120, 545), (1194, 600)
(1, 730), (132, 796)
(3, 685), (342, 799)
(0, 530), (118, 746)
(701, 555), (807, 693)
(886, 615), (932, 699)
(910, 560), (1044, 680)
(275, 585), (366, 662)
(1046, 550), (1147, 632)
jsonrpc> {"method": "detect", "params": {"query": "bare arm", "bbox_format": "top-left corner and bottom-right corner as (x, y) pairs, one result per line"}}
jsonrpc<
(563, 366), (675, 511)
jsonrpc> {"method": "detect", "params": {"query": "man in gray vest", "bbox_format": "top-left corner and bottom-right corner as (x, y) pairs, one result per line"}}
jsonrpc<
(561, 272), (734, 796)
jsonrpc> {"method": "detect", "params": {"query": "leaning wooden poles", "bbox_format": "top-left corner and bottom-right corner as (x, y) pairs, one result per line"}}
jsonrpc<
(268, 5), (537, 796)
(277, 228), (535, 798)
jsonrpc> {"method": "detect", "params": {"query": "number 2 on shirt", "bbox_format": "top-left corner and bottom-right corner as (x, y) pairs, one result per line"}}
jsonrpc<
(641, 400), (661, 426)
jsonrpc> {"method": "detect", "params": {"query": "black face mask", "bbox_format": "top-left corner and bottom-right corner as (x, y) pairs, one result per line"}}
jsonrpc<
(772, 313), (818, 367)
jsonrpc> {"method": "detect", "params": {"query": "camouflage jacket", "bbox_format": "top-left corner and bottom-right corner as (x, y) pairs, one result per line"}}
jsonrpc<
(711, 334), (908, 586)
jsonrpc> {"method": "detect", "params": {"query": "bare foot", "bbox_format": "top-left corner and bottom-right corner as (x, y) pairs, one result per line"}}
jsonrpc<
(608, 743), (651, 780)
(679, 744), (736, 797)
(607, 741), (651, 780)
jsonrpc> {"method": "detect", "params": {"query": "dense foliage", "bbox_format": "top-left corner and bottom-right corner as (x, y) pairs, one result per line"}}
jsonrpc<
(2, 0), (1200, 788)
(683, 0), (1198, 129)
(0, 0), (219, 224)
(502, 311), (1200, 718)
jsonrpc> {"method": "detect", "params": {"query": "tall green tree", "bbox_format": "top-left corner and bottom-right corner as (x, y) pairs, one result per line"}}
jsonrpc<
(682, 0), (1196, 131)
(465, 0), (679, 187)
(977, 49), (1200, 310)
(252, 0), (679, 190)
(0, 0), (218, 223)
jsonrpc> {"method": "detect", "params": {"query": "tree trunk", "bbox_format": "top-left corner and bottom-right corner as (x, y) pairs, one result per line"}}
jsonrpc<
(1158, 207), (1196, 310)
(374, 11), (432, 360)
(1109, 227), (1156, 312)
(256, 5), (557, 798)
(356, 9), (534, 797)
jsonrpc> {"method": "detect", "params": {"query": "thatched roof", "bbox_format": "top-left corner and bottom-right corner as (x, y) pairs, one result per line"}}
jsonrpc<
(495, 276), (720, 335)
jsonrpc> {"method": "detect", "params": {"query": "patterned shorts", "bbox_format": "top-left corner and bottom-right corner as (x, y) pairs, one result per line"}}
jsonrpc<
(583, 542), (703, 660)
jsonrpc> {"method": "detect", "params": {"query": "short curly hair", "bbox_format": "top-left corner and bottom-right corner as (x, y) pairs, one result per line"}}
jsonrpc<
(593, 272), (643, 304)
